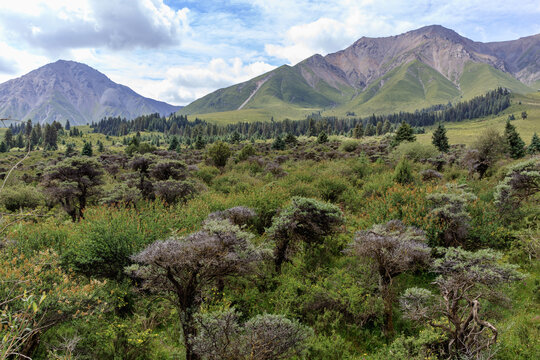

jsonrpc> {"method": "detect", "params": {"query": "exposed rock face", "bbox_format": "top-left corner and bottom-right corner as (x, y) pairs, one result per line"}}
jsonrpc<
(304, 25), (538, 90)
(0, 60), (181, 125)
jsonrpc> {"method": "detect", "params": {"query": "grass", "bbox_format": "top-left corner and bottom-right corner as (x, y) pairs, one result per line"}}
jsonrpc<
(417, 92), (540, 146)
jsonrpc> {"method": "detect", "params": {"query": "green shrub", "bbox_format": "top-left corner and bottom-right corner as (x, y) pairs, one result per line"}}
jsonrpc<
(238, 144), (256, 161)
(196, 166), (220, 185)
(391, 142), (438, 163)
(316, 177), (349, 203)
(340, 140), (359, 153)
(0, 185), (44, 211)
(393, 158), (414, 185)
(208, 141), (231, 167)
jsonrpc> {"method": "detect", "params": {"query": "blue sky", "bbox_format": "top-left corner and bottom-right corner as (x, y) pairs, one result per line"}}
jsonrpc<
(0, 0), (539, 105)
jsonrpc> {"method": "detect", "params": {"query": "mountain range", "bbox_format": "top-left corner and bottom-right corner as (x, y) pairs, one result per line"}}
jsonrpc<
(180, 25), (540, 121)
(0, 60), (181, 125)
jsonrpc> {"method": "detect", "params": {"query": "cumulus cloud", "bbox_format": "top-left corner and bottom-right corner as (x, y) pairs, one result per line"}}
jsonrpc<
(0, 0), (189, 51)
(157, 58), (276, 105)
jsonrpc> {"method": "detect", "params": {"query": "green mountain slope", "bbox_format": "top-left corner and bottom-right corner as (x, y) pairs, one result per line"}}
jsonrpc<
(459, 62), (533, 99)
(331, 60), (461, 116)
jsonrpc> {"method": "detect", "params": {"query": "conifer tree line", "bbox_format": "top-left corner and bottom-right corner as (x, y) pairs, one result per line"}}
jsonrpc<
(88, 88), (510, 141)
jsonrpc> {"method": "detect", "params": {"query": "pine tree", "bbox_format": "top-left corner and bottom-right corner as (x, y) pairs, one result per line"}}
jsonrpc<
(81, 142), (93, 157)
(231, 131), (241, 144)
(0, 142), (7, 153)
(504, 120), (525, 159)
(168, 136), (179, 151)
(317, 131), (329, 144)
(365, 123), (375, 136)
(393, 122), (416, 145)
(15, 133), (24, 148)
(3, 128), (13, 148)
(65, 120), (71, 130)
(432, 123), (449, 152)
(284, 133), (298, 146)
(43, 124), (58, 150)
(528, 133), (540, 154)
(382, 120), (391, 134)
(353, 123), (364, 138)
(272, 135), (286, 150)
(194, 136), (206, 150)
(376, 121), (383, 136)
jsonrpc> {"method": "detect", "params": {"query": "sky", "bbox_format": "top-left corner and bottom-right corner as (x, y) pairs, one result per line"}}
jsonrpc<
(0, 0), (539, 106)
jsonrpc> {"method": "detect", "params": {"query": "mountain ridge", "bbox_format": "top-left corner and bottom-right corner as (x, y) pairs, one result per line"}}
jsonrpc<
(0, 60), (181, 125)
(180, 25), (538, 121)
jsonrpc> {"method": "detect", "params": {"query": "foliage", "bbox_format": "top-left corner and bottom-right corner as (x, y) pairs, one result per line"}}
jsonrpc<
(401, 247), (524, 359)
(81, 142), (93, 157)
(528, 133), (540, 154)
(427, 184), (477, 247)
(41, 156), (104, 221)
(267, 197), (344, 273)
(348, 220), (430, 335)
(192, 309), (312, 360)
(432, 123), (449, 152)
(393, 158), (415, 185)
(207, 141), (231, 168)
(0, 185), (44, 212)
(504, 120), (526, 159)
(393, 122), (416, 145)
(317, 131), (329, 144)
(391, 142), (438, 163)
(494, 158), (540, 217)
(464, 128), (506, 177)
(130, 220), (268, 360)
(237, 144), (256, 161)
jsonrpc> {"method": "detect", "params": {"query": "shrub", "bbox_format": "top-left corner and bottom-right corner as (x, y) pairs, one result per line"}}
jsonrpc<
(393, 158), (414, 185)
(208, 141), (232, 167)
(238, 144), (256, 161)
(153, 180), (197, 204)
(420, 169), (442, 181)
(316, 177), (348, 202)
(391, 142), (438, 163)
(340, 140), (359, 153)
(0, 185), (44, 212)
(494, 158), (540, 216)
(196, 166), (220, 185)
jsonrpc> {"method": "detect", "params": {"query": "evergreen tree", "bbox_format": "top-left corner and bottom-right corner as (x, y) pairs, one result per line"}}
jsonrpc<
(230, 131), (241, 144)
(65, 120), (71, 130)
(504, 120), (525, 159)
(528, 133), (540, 154)
(284, 133), (298, 146)
(97, 140), (105, 152)
(308, 118), (316, 137)
(382, 119), (391, 134)
(15, 133), (24, 148)
(432, 123), (449, 152)
(393, 122), (416, 145)
(43, 124), (58, 150)
(168, 136), (179, 151)
(25, 120), (32, 138)
(3, 128), (13, 148)
(521, 111), (528, 120)
(0, 142), (7, 153)
(317, 131), (329, 144)
(194, 136), (206, 150)
(272, 135), (286, 150)
(364, 123), (375, 136)
(65, 143), (77, 157)
(376, 121), (383, 136)
(353, 123), (364, 138)
(81, 142), (93, 157)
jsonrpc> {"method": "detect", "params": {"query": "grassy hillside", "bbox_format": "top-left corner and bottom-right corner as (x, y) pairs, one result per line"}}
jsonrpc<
(182, 59), (537, 124)
(459, 62), (533, 100)
(329, 60), (461, 117)
(417, 92), (540, 146)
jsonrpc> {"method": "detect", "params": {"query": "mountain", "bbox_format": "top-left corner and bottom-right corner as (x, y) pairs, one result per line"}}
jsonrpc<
(180, 25), (539, 121)
(0, 60), (181, 125)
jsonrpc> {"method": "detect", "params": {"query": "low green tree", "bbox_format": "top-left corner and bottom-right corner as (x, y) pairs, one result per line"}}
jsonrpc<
(393, 121), (416, 145)
(504, 120), (525, 159)
(393, 158), (414, 184)
(208, 141), (232, 167)
(317, 131), (329, 144)
(432, 123), (449, 152)
(81, 142), (93, 157)
(272, 135), (286, 150)
(528, 133), (540, 154)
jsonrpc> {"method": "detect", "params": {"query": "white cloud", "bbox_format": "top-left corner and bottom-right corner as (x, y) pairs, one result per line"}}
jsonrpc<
(157, 58), (276, 104)
(0, 0), (190, 51)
